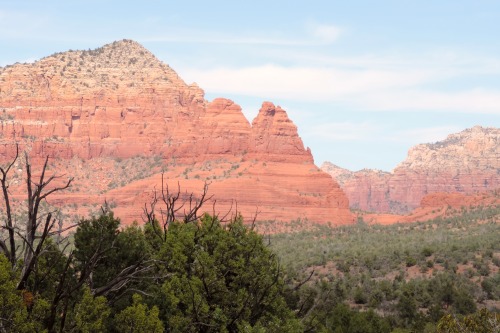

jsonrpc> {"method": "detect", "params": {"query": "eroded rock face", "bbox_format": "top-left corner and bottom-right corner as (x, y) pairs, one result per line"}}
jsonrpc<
(249, 102), (313, 163)
(0, 40), (232, 161)
(322, 126), (499, 213)
(0, 40), (353, 225)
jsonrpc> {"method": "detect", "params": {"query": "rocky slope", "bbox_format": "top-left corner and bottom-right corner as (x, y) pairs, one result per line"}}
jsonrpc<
(0, 40), (353, 225)
(322, 126), (499, 213)
(361, 190), (500, 225)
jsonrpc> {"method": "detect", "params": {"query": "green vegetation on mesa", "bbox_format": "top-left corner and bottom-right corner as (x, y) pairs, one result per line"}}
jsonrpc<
(1, 151), (499, 332)
(269, 205), (500, 332)
(271, 205), (499, 275)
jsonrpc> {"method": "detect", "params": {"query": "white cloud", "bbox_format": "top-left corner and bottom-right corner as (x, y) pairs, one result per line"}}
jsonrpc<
(390, 126), (463, 144)
(361, 89), (500, 114)
(144, 22), (342, 46)
(181, 56), (500, 115)
(306, 122), (380, 141)
(308, 23), (341, 44)
(144, 34), (307, 46)
(249, 48), (500, 81)
(181, 64), (436, 100)
(306, 122), (464, 145)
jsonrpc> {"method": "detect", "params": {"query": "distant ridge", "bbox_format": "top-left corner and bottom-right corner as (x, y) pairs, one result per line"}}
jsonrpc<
(322, 126), (499, 213)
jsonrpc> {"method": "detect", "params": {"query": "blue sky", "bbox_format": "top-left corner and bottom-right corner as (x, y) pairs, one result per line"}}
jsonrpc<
(1, 1), (499, 171)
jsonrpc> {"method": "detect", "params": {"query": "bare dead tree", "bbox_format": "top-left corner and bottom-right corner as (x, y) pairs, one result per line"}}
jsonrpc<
(0, 144), (19, 267)
(45, 234), (155, 332)
(1, 148), (158, 332)
(18, 153), (73, 290)
(0, 146), (73, 290)
(142, 172), (213, 243)
(40, 204), (155, 332)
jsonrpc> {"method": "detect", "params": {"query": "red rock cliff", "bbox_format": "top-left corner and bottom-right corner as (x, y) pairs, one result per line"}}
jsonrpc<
(0, 39), (353, 225)
(322, 126), (499, 213)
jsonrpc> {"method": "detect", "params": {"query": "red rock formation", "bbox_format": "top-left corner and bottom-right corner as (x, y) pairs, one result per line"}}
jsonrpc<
(419, 191), (500, 210)
(362, 191), (499, 225)
(249, 102), (313, 163)
(322, 126), (499, 213)
(0, 40), (228, 162)
(322, 163), (392, 212)
(0, 40), (354, 225)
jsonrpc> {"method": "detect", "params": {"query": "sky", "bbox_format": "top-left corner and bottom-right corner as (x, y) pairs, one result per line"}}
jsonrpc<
(1, 1), (499, 171)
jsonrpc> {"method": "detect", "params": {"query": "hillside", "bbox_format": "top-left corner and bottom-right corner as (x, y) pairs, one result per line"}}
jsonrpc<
(269, 203), (500, 325)
(322, 126), (499, 213)
(0, 39), (353, 225)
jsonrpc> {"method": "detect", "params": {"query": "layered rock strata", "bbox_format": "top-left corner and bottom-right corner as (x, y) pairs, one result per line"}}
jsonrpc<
(0, 39), (353, 225)
(322, 126), (499, 213)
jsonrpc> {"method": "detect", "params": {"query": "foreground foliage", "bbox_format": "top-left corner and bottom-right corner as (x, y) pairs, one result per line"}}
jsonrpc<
(0, 211), (301, 332)
(155, 215), (302, 332)
(437, 309), (500, 332)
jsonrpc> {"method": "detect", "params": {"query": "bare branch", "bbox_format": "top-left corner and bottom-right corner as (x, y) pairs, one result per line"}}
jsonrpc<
(142, 175), (214, 243)
(183, 181), (213, 224)
(218, 199), (234, 224)
(15, 153), (73, 291)
(249, 207), (260, 231)
(0, 143), (19, 266)
(142, 188), (165, 245)
(93, 260), (154, 297)
(293, 269), (315, 291)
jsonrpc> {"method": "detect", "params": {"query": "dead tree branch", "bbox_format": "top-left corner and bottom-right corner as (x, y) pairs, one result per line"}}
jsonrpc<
(142, 173), (213, 243)
(0, 144), (19, 266)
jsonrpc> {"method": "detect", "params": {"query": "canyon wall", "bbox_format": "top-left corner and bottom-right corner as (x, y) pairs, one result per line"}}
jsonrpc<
(0, 39), (353, 225)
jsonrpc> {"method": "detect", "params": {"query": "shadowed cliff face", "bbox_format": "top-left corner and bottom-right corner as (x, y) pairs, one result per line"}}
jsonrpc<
(0, 39), (354, 225)
(322, 126), (499, 214)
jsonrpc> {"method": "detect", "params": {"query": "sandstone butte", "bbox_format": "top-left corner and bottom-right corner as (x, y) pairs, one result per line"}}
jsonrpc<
(322, 126), (499, 214)
(0, 39), (354, 226)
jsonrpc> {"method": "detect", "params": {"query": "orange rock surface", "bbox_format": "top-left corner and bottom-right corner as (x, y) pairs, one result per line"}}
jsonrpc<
(361, 191), (500, 225)
(322, 126), (499, 213)
(0, 40), (354, 226)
